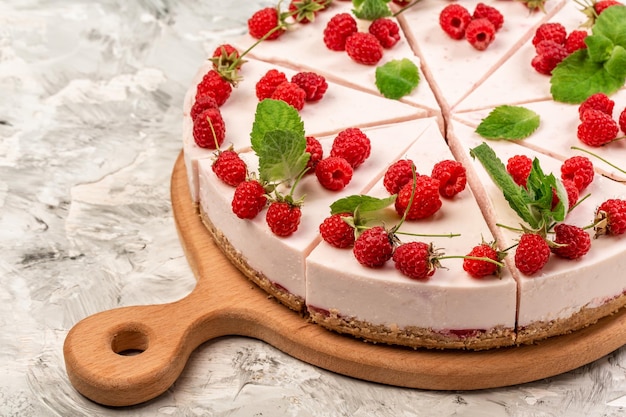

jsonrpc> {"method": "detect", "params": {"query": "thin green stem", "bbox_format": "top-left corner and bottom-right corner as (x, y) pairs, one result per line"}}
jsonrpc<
(571, 146), (626, 176)
(396, 231), (461, 238)
(392, 0), (425, 17)
(438, 255), (504, 267)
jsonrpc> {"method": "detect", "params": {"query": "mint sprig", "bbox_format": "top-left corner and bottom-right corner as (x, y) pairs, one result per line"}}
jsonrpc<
(330, 194), (397, 215)
(469, 143), (567, 231)
(352, 0), (392, 20)
(550, 6), (626, 103)
(475, 105), (540, 140)
(375, 58), (420, 99)
(251, 99), (309, 184)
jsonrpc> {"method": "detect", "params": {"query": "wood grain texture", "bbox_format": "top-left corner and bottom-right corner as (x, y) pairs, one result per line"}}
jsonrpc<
(63, 152), (626, 407)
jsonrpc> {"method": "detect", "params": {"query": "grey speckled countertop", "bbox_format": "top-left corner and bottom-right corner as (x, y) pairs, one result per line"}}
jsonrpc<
(2, 1), (626, 416)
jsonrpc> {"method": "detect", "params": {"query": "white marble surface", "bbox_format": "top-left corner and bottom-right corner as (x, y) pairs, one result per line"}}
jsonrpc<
(2, 0), (626, 415)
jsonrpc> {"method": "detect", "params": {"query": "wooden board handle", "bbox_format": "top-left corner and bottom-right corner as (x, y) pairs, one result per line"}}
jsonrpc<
(62, 289), (234, 407)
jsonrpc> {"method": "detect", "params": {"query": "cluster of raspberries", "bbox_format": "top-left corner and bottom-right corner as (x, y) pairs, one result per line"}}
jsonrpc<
(439, 2), (504, 51)
(323, 13), (401, 65)
(255, 68), (328, 111)
(576, 93), (626, 147)
(530, 22), (588, 75)
(506, 154), (595, 213)
(318, 158), (481, 281)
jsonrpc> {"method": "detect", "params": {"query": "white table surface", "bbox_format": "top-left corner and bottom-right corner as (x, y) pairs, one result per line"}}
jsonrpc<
(2, 0), (626, 415)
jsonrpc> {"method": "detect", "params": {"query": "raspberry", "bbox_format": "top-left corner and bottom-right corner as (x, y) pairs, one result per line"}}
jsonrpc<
(393, 242), (439, 280)
(211, 44), (241, 70)
(561, 156), (595, 192)
(266, 201), (302, 237)
(392, 0), (411, 4)
(620, 107), (626, 133)
(463, 243), (500, 278)
(323, 13), (358, 51)
(330, 128), (372, 169)
(514, 233), (551, 276)
(368, 18), (401, 49)
(193, 108), (226, 149)
(439, 4), (472, 40)
(291, 72), (328, 102)
(551, 224), (591, 260)
(465, 18), (496, 51)
(256, 69), (288, 101)
(578, 93), (614, 120)
(532, 23), (567, 47)
(564, 30), (588, 54)
(353, 226), (394, 268)
(517, 0), (550, 12)
(271, 81), (307, 111)
(383, 159), (416, 194)
(289, 0), (327, 24)
(190, 94), (218, 121)
(212, 150), (247, 187)
(595, 199), (626, 236)
(195, 69), (232, 106)
(395, 175), (442, 220)
(248, 7), (285, 40)
(315, 156), (354, 191)
(319, 213), (355, 248)
(506, 155), (533, 187)
(551, 179), (579, 211)
(472, 3), (504, 31)
(595, 0), (622, 14)
(531, 40), (568, 75)
(305, 136), (323, 174)
(431, 159), (467, 198)
(231, 180), (268, 219)
(577, 109), (619, 147)
(345, 32), (384, 65)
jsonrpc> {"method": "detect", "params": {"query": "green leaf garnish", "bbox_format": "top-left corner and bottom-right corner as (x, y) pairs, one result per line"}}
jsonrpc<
(475, 105), (540, 140)
(352, 0), (392, 20)
(375, 58), (420, 99)
(250, 99), (308, 184)
(550, 6), (626, 103)
(330, 194), (396, 215)
(470, 143), (567, 230)
(251, 99), (305, 152)
(469, 143), (537, 228)
(256, 130), (309, 183)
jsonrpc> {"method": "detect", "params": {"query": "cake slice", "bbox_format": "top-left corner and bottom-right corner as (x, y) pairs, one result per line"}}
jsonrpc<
(306, 118), (517, 350)
(448, 120), (626, 344)
(397, 0), (566, 113)
(231, 1), (440, 112)
(197, 119), (426, 311)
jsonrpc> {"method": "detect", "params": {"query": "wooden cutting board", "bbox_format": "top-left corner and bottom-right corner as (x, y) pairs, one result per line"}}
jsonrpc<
(63, 152), (626, 407)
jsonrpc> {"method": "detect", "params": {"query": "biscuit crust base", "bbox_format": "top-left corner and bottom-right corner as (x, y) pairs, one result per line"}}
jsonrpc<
(199, 206), (305, 314)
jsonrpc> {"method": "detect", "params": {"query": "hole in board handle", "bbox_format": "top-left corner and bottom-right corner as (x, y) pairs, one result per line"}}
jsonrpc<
(111, 329), (149, 356)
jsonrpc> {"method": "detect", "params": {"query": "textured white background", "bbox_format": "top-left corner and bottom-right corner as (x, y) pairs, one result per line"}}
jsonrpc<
(2, 0), (626, 415)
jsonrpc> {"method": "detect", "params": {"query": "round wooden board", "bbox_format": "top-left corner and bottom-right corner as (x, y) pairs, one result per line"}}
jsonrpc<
(63, 152), (626, 407)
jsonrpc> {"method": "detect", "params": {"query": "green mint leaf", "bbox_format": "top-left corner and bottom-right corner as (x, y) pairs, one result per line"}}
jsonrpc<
(469, 143), (538, 228)
(585, 35), (614, 63)
(256, 130), (309, 183)
(605, 45), (626, 79)
(550, 6), (626, 103)
(352, 0), (392, 20)
(593, 5), (626, 49)
(550, 49), (625, 103)
(525, 158), (566, 225)
(251, 99), (305, 153)
(330, 194), (396, 215)
(475, 105), (540, 140)
(375, 58), (420, 100)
